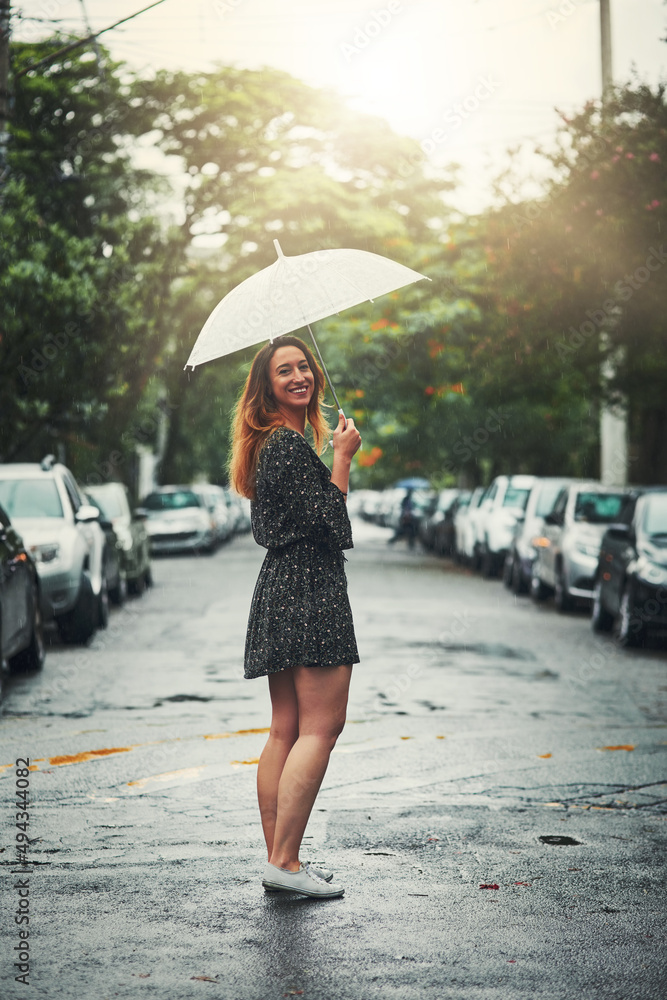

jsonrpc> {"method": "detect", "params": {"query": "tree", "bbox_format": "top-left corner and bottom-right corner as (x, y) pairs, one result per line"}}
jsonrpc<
(0, 39), (184, 492)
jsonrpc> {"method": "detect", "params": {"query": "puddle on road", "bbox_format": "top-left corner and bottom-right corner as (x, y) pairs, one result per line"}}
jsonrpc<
(539, 835), (582, 846)
(153, 694), (212, 706)
(410, 641), (537, 661)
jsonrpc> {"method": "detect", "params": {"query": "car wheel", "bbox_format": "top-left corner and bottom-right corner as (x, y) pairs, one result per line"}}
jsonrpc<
(512, 557), (528, 595)
(502, 553), (514, 589)
(591, 578), (614, 633)
(128, 571), (145, 597)
(616, 580), (646, 648)
(481, 545), (496, 579)
(109, 573), (127, 607)
(97, 574), (109, 629)
(530, 568), (551, 602)
(554, 566), (575, 613)
(58, 575), (97, 644)
(10, 589), (46, 673)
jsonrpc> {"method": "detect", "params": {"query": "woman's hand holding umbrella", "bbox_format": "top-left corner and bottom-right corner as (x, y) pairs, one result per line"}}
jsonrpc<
(331, 412), (361, 499)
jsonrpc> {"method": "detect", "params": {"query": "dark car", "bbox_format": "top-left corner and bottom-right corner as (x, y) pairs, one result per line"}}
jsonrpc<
(0, 502), (45, 673)
(592, 488), (667, 646)
(87, 483), (152, 595)
(419, 489), (460, 555)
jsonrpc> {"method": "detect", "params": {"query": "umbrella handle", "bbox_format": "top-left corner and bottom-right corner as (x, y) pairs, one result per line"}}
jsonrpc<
(307, 323), (347, 427)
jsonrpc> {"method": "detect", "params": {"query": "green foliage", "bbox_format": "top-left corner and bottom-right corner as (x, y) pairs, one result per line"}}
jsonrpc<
(1, 41), (183, 484)
(3, 38), (665, 493)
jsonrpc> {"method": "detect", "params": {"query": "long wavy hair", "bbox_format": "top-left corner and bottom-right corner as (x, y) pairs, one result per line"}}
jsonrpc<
(229, 335), (331, 499)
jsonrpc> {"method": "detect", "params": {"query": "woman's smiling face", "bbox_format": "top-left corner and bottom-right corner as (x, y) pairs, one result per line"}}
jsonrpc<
(269, 345), (315, 415)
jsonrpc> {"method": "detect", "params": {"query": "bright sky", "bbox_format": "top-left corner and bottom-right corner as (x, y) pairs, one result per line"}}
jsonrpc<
(12, 0), (667, 212)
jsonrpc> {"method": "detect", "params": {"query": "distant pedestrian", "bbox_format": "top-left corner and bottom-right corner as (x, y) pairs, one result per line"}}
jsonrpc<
(229, 334), (362, 899)
(388, 488), (417, 548)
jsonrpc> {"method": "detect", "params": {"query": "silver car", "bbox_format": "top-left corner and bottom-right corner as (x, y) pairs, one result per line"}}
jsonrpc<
(503, 478), (578, 594)
(192, 484), (232, 547)
(531, 482), (633, 611)
(139, 486), (216, 555)
(0, 458), (107, 643)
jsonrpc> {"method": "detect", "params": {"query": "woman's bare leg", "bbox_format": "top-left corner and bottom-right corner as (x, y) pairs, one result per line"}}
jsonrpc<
(269, 664), (352, 872)
(257, 669), (299, 860)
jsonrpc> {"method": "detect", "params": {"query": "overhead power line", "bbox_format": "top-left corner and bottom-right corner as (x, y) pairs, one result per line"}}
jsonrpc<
(14, 0), (169, 79)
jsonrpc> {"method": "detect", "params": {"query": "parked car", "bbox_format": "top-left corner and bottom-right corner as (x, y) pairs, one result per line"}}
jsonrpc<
(192, 484), (232, 547)
(419, 489), (460, 555)
(227, 489), (251, 533)
(0, 502), (45, 672)
(0, 458), (107, 644)
(454, 486), (485, 565)
(592, 488), (667, 646)
(86, 483), (152, 596)
(84, 492), (125, 608)
(531, 482), (633, 611)
(503, 478), (578, 594)
(138, 486), (216, 555)
(476, 475), (537, 578)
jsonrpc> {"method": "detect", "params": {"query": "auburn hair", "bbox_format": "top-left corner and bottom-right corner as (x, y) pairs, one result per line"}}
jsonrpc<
(229, 336), (331, 499)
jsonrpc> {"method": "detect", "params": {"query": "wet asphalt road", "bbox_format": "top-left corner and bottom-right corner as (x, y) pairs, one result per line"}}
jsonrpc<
(1, 519), (666, 1000)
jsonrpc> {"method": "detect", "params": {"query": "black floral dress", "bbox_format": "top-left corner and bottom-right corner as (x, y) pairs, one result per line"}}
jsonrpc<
(244, 426), (360, 679)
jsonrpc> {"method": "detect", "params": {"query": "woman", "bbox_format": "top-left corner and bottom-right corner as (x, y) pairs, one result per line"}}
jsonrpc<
(229, 335), (362, 899)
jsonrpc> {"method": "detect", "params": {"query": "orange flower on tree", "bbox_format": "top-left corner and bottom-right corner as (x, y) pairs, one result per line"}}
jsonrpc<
(357, 446), (383, 467)
(370, 318), (389, 330)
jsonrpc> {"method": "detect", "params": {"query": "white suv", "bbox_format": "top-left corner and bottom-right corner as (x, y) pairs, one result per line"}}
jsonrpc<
(0, 457), (107, 643)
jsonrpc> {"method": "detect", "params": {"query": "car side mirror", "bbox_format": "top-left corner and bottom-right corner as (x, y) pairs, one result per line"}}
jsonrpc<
(75, 504), (100, 523)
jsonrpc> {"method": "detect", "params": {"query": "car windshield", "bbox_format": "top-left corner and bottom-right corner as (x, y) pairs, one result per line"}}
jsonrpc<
(0, 478), (63, 518)
(644, 494), (667, 536)
(574, 492), (626, 523)
(535, 482), (566, 517)
(142, 491), (201, 511)
(503, 487), (530, 510)
(87, 489), (125, 519)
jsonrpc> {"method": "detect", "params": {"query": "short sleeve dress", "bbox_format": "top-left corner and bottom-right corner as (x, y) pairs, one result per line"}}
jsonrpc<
(244, 426), (360, 679)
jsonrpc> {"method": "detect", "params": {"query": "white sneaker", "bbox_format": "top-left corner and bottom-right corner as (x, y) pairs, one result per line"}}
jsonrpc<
(262, 862), (344, 899)
(305, 862), (333, 883)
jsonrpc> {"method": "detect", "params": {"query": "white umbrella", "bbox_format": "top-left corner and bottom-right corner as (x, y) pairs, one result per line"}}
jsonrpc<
(184, 239), (429, 417)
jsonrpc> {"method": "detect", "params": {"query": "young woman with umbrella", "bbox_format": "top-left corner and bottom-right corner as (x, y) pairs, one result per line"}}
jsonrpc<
(229, 334), (362, 899)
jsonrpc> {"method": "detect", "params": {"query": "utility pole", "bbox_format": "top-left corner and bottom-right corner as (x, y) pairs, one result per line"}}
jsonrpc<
(598, 0), (627, 486)
(600, 0), (613, 95)
(0, 0), (10, 181)
(598, 0), (628, 486)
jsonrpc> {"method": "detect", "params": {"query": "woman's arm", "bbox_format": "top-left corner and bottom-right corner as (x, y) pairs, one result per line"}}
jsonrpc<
(330, 414), (362, 499)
